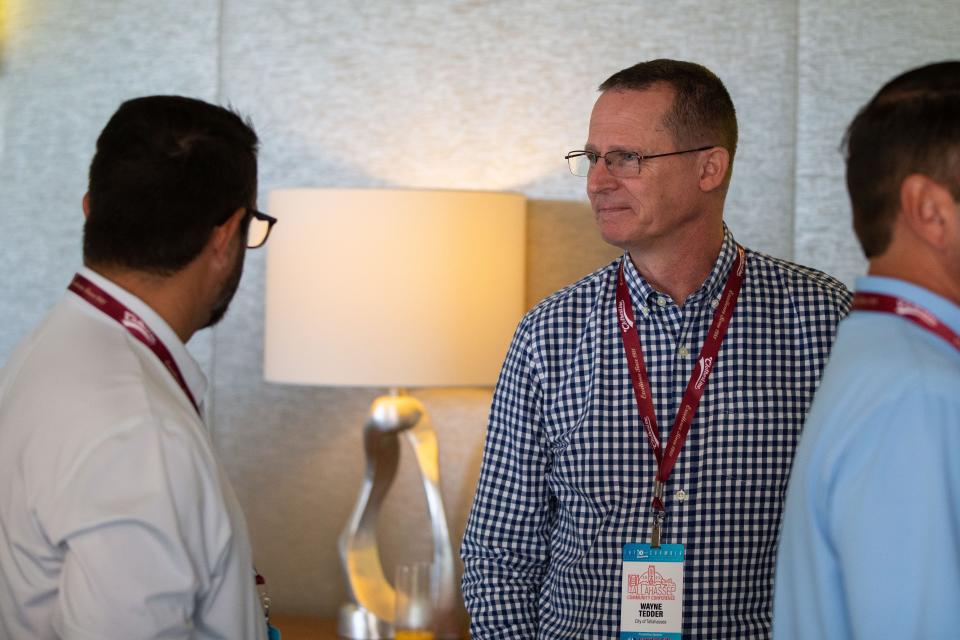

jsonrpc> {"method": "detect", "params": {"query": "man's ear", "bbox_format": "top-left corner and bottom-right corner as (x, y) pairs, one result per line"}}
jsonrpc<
(208, 207), (246, 265)
(900, 174), (957, 251)
(82, 193), (91, 219)
(698, 147), (730, 193)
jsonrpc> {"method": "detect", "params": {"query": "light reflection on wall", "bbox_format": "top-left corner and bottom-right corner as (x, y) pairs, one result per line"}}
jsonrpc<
(0, 0), (5, 162)
(300, 107), (573, 193)
(254, 72), (595, 196)
(355, 108), (564, 191)
(1, 0), (32, 53)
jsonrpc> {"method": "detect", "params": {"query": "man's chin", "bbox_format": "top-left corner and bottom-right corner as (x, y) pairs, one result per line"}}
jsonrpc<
(202, 304), (229, 330)
(596, 223), (639, 251)
(202, 277), (241, 330)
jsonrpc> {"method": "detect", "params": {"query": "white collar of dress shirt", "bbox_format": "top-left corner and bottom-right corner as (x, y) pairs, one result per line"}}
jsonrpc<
(74, 266), (208, 406)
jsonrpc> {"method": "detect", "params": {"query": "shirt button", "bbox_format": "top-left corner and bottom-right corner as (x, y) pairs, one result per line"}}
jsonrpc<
(710, 297), (720, 309)
(674, 489), (688, 503)
(656, 297), (667, 307)
(678, 346), (689, 357)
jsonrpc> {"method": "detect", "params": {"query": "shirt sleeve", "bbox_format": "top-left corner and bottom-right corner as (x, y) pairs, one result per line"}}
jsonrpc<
(37, 419), (234, 640)
(460, 318), (552, 638)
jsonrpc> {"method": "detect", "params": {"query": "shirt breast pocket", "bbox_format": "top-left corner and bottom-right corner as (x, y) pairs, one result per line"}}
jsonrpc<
(706, 387), (808, 487)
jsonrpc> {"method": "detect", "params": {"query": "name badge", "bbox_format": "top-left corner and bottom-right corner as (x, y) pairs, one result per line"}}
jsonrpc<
(619, 543), (684, 639)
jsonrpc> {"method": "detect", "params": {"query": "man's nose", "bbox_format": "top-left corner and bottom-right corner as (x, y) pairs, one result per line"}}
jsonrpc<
(587, 158), (619, 194)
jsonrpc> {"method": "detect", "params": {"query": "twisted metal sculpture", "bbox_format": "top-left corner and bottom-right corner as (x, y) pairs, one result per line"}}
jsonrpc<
(337, 390), (458, 639)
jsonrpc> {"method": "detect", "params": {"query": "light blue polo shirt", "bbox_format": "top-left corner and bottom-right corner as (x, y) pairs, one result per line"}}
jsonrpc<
(774, 275), (960, 639)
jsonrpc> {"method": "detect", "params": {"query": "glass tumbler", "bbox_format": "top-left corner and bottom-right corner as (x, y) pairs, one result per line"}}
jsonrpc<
(394, 562), (434, 640)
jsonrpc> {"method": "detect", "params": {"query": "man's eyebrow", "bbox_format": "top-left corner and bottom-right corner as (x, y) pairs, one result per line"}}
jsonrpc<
(584, 144), (641, 154)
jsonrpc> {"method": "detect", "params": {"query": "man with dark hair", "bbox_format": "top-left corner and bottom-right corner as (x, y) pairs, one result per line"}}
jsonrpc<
(774, 60), (960, 639)
(461, 59), (851, 639)
(0, 96), (277, 639)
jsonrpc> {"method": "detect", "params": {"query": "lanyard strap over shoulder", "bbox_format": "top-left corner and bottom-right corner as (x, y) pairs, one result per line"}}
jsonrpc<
(68, 274), (200, 416)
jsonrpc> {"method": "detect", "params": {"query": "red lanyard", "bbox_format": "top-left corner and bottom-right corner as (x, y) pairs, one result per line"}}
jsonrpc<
(616, 246), (745, 545)
(853, 292), (960, 352)
(68, 274), (201, 416)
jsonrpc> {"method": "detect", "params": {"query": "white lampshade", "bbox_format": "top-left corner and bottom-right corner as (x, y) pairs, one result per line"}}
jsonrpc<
(263, 188), (526, 388)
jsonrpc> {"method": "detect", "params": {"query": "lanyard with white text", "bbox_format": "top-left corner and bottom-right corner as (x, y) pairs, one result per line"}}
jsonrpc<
(853, 292), (960, 352)
(615, 246), (745, 547)
(67, 274), (201, 416)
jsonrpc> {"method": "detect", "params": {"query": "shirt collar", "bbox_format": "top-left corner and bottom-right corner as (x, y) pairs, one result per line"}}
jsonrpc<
(855, 275), (960, 337)
(75, 267), (208, 405)
(621, 224), (738, 310)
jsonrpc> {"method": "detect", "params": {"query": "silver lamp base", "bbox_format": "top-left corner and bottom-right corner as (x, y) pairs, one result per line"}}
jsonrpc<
(338, 389), (461, 639)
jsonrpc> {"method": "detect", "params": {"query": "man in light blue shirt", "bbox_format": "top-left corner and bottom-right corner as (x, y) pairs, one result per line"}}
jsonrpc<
(774, 60), (960, 639)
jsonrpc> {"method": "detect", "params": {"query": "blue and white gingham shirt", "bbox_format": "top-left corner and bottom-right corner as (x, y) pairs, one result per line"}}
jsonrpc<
(461, 228), (852, 639)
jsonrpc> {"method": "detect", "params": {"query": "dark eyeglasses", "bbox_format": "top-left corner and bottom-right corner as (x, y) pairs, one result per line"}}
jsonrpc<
(247, 210), (277, 249)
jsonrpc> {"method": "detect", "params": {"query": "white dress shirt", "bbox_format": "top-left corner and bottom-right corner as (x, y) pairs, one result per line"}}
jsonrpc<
(0, 268), (266, 639)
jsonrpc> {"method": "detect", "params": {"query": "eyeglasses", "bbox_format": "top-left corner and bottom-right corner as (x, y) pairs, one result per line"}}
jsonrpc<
(247, 209), (277, 249)
(564, 146), (715, 178)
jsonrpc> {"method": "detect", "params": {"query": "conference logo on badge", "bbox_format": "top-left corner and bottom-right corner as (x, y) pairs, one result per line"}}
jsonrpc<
(626, 565), (678, 601)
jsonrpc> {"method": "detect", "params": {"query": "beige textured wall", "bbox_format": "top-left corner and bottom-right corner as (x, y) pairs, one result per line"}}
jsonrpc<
(1, 0), (958, 626)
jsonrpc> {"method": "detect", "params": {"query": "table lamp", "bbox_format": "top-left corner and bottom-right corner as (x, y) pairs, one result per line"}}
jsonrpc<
(262, 188), (526, 639)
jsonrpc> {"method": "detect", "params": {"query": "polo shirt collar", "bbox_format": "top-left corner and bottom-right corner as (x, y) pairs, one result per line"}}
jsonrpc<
(855, 275), (960, 338)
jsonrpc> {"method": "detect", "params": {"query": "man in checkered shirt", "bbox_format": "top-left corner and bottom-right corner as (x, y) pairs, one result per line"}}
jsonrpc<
(460, 59), (852, 639)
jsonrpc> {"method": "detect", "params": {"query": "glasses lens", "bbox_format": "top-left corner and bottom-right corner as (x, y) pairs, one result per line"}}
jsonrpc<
(607, 151), (640, 177)
(567, 153), (592, 177)
(247, 216), (271, 248)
